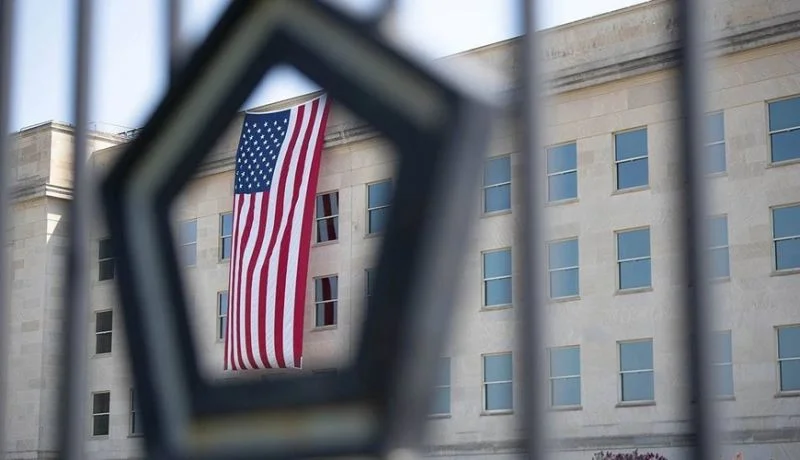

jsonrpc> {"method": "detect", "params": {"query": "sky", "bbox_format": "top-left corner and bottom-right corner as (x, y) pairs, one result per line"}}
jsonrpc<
(9, 0), (646, 133)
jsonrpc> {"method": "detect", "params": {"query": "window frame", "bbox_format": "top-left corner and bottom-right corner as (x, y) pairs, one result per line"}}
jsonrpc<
(217, 291), (228, 341)
(548, 345), (581, 408)
(129, 388), (143, 436)
(767, 94), (800, 165)
(615, 226), (652, 292)
(90, 391), (111, 437)
(482, 154), (512, 214)
(179, 218), (198, 267)
(219, 212), (233, 261)
(429, 357), (451, 417)
(313, 274), (339, 328)
(314, 190), (340, 244)
(94, 309), (113, 355)
(708, 214), (730, 280)
(771, 203), (800, 273)
(613, 127), (649, 191)
(711, 330), (734, 398)
(547, 237), (580, 300)
(481, 352), (513, 413)
(617, 339), (655, 403)
(546, 141), (578, 203)
(704, 111), (727, 175)
(98, 237), (115, 281)
(366, 179), (392, 236)
(776, 324), (800, 394)
(481, 247), (513, 309)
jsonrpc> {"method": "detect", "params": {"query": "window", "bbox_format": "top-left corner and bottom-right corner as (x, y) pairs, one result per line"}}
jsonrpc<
(614, 128), (648, 190)
(430, 357), (451, 415)
(704, 112), (726, 174)
(482, 249), (512, 307)
(483, 155), (511, 213)
(217, 291), (228, 341)
(548, 238), (579, 298)
(619, 340), (654, 402)
(98, 238), (115, 281)
(549, 346), (581, 407)
(91, 392), (111, 436)
(712, 331), (734, 397)
(314, 275), (338, 327)
(708, 216), (730, 279)
(130, 389), (143, 436)
(768, 96), (800, 163)
(483, 353), (513, 412)
(95, 310), (112, 354)
(220, 213), (233, 260)
(616, 228), (651, 290)
(547, 143), (577, 202)
(772, 204), (800, 271)
(777, 325), (800, 392)
(179, 219), (197, 266)
(315, 191), (339, 243)
(365, 268), (376, 303)
(367, 180), (392, 234)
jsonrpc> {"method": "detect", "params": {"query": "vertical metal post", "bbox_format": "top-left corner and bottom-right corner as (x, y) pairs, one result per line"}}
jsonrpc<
(0, 1), (15, 458)
(57, 0), (93, 458)
(516, 0), (548, 458)
(168, 0), (181, 83)
(673, 0), (720, 459)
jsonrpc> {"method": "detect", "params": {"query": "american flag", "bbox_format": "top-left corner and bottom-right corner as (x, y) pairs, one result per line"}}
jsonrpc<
(224, 95), (331, 370)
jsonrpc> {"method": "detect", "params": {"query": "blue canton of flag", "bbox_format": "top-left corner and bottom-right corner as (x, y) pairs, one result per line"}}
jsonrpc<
(234, 111), (291, 194)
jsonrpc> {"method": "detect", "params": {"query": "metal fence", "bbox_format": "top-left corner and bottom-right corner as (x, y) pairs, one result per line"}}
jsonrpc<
(0, 0), (721, 459)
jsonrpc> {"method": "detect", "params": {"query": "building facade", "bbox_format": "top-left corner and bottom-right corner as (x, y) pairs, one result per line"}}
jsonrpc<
(4, 0), (800, 459)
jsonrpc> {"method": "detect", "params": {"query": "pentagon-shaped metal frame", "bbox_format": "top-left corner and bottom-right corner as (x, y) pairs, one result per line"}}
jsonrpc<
(101, 1), (493, 458)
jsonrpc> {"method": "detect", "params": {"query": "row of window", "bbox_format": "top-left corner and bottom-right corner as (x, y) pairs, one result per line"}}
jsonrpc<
(90, 389), (141, 437)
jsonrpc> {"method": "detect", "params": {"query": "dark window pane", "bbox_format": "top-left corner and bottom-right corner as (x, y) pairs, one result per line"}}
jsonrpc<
(617, 158), (649, 189)
(221, 213), (233, 235)
(547, 143), (577, 173)
(710, 247), (730, 278)
(771, 129), (800, 163)
(99, 259), (115, 281)
(780, 360), (800, 392)
(96, 311), (112, 333)
(776, 239), (800, 270)
(485, 278), (512, 305)
(221, 237), (232, 259)
(95, 334), (112, 354)
(93, 414), (110, 436)
(778, 326), (800, 359)
(712, 331), (732, 363)
(484, 156), (511, 185)
(315, 192), (339, 218)
(773, 206), (800, 239)
(705, 112), (724, 143)
(551, 377), (581, 406)
(316, 217), (339, 242)
(368, 181), (392, 208)
(366, 269), (376, 297)
(485, 382), (513, 410)
(549, 239), (578, 269)
(180, 220), (197, 244)
(182, 243), (196, 266)
(93, 393), (110, 413)
(315, 301), (337, 327)
(618, 229), (650, 259)
(219, 317), (227, 340)
(484, 250), (511, 278)
(550, 268), (579, 298)
(219, 292), (228, 315)
(620, 341), (653, 371)
(550, 347), (580, 377)
(484, 354), (512, 382)
(484, 184), (511, 213)
(621, 372), (654, 401)
(315, 277), (338, 301)
(705, 143), (726, 174)
(619, 260), (651, 289)
(615, 129), (648, 161)
(436, 358), (450, 386)
(708, 216), (728, 246)
(368, 207), (389, 234)
(768, 97), (800, 131)
(430, 387), (451, 414)
(714, 364), (734, 397)
(99, 238), (113, 259)
(548, 171), (577, 201)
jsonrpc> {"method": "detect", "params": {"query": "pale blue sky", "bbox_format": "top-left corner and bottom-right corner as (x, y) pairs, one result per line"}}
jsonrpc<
(10, 0), (645, 132)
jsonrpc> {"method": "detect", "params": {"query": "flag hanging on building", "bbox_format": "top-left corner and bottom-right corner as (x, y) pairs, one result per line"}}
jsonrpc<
(224, 95), (331, 370)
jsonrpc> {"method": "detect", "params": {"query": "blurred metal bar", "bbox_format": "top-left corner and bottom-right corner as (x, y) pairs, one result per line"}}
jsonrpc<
(673, 0), (720, 459)
(0, 1), (15, 458)
(168, 0), (181, 83)
(516, 0), (548, 459)
(57, 0), (93, 458)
